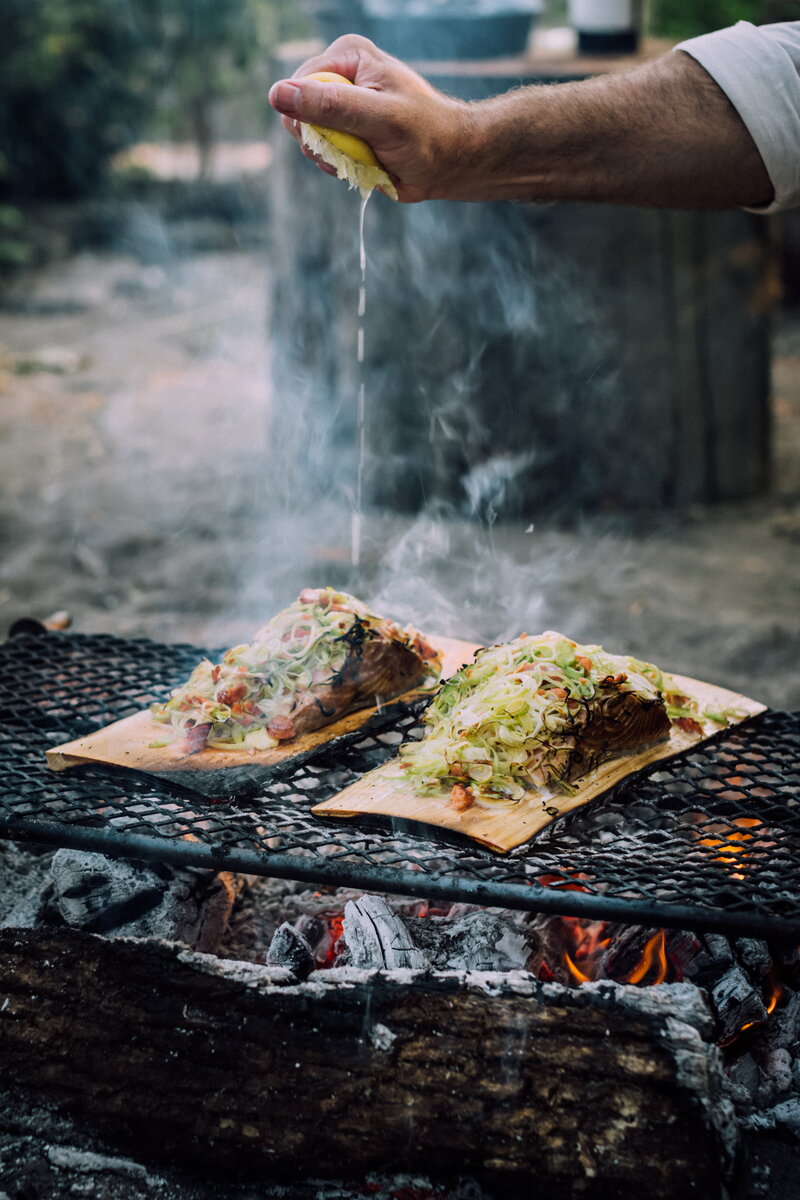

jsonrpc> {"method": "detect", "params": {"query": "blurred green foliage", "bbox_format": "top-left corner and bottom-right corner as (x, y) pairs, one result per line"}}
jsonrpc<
(0, 205), (34, 268)
(543, 0), (800, 33)
(0, 0), (309, 201)
(0, 0), (160, 199)
(648, 0), (760, 37)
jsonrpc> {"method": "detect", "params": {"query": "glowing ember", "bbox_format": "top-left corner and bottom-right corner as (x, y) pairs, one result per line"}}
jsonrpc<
(319, 913), (345, 968)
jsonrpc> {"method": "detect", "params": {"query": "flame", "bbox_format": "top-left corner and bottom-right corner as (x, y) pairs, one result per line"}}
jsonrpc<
(564, 952), (591, 984)
(537, 871), (593, 894)
(765, 969), (783, 1015)
(558, 921), (670, 987)
(561, 918), (612, 984)
(312, 912), (345, 968)
(627, 931), (668, 985)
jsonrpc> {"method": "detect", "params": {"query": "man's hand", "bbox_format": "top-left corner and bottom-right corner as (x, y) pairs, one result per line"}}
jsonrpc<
(269, 34), (773, 210)
(268, 35), (475, 203)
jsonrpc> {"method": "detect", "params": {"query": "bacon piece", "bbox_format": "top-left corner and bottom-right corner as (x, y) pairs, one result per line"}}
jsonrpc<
(450, 784), (474, 812)
(216, 682), (247, 707)
(673, 716), (704, 736)
(268, 716), (297, 741)
(180, 723), (210, 755)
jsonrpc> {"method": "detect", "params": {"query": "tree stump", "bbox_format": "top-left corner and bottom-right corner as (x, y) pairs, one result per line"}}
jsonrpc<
(269, 47), (774, 518)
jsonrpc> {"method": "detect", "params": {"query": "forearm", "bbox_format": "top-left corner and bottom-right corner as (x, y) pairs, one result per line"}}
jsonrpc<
(269, 35), (774, 209)
(452, 52), (773, 209)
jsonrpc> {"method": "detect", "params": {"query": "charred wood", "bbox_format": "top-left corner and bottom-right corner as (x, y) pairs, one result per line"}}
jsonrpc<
(265, 921), (315, 978)
(711, 966), (768, 1045)
(49, 850), (240, 953)
(688, 933), (736, 987)
(343, 894), (428, 969)
(735, 938), (772, 980)
(405, 910), (533, 973)
(0, 926), (735, 1199)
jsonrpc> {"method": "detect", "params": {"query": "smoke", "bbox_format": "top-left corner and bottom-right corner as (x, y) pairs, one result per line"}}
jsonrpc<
(8, 112), (795, 712)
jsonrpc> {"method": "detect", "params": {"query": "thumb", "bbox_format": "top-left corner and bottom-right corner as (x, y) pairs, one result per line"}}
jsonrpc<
(269, 80), (305, 118)
(269, 77), (380, 140)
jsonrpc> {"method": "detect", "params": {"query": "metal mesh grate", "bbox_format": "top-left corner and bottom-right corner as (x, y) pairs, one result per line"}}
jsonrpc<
(2, 631), (799, 939)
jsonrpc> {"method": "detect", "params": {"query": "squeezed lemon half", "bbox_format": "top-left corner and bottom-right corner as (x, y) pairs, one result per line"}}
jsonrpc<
(300, 71), (398, 200)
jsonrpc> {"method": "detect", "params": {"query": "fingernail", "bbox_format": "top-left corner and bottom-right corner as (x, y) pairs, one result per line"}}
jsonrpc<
(270, 81), (302, 115)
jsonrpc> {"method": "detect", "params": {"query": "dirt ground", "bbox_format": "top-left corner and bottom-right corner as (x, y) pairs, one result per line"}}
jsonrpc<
(0, 243), (799, 710)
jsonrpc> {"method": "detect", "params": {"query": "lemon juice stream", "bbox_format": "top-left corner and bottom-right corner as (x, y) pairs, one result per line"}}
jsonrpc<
(351, 191), (370, 570)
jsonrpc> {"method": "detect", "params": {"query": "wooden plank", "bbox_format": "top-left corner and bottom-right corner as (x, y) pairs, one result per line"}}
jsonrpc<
(45, 636), (479, 779)
(312, 673), (766, 853)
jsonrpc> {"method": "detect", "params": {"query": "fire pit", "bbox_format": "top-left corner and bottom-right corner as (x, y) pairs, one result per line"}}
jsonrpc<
(2, 627), (800, 1197)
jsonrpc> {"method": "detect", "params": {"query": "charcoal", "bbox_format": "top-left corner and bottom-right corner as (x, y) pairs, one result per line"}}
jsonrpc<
(753, 1065), (796, 1108)
(266, 922), (315, 979)
(735, 938), (772, 979)
(760, 1047), (793, 1094)
(765, 1097), (800, 1137)
(761, 991), (800, 1050)
(705, 934), (736, 967)
(342, 895), (428, 970)
(689, 934), (736, 987)
(664, 929), (705, 978)
(728, 1052), (761, 1095)
(775, 944), (800, 989)
(49, 850), (239, 952)
(723, 1081), (754, 1113)
(711, 966), (768, 1044)
(0, 842), (55, 931)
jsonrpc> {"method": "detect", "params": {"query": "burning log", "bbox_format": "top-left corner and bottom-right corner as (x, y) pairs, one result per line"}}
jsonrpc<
(343, 894), (428, 969)
(405, 908), (534, 972)
(339, 895), (535, 973)
(0, 926), (736, 1198)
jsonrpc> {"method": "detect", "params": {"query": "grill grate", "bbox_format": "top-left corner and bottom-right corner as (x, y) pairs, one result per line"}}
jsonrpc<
(2, 631), (799, 939)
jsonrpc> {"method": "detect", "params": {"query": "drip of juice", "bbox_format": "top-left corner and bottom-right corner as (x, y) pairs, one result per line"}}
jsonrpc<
(351, 191), (370, 569)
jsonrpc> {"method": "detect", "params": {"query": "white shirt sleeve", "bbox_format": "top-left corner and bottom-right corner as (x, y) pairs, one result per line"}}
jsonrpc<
(675, 21), (800, 213)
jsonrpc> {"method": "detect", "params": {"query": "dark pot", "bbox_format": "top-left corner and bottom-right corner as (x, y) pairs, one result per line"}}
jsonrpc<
(315, 8), (538, 60)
